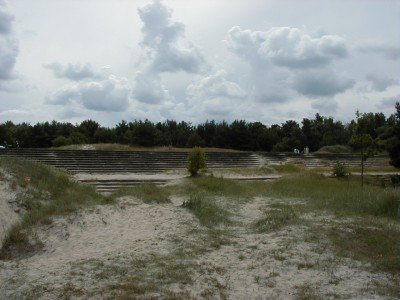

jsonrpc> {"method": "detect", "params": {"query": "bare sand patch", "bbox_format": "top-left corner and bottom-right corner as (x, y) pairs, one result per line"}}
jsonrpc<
(0, 195), (198, 298)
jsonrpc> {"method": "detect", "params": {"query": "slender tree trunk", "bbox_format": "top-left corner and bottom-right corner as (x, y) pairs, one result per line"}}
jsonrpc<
(361, 143), (364, 187)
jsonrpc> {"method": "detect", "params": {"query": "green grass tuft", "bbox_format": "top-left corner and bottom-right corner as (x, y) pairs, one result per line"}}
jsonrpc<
(113, 183), (170, 203)
(182, 192), (231, 227)
(252, 204), (299, 233)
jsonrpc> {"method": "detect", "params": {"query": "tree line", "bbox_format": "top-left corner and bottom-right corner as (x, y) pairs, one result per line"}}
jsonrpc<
(0, 104), (399, 159)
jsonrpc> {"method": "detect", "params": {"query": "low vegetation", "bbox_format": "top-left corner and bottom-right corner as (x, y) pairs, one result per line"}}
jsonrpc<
(182, 192), (230, 228)
(332, 161), (350, 178)
(1, 157), (399, 297)
(113, 183), (170, 203)
(317, 145), (353, 153)
(252, 204), (299, 233)
(0, 157), (112, 259)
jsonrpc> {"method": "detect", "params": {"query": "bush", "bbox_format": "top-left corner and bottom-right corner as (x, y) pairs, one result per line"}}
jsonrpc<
(187, 147), (207, 176)
(317, 145), (353, 153)
(52, 136), (71, 147)
(332, 161), (350, 178)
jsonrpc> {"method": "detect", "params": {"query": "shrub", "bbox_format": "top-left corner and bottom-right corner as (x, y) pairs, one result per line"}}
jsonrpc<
(187, 147), (207, 176)
(332, 161), (350, 178)
(317, 145), (353, 153)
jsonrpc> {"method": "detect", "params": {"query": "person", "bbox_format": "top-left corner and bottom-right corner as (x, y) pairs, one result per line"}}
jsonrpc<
(304, 146), (309, 155)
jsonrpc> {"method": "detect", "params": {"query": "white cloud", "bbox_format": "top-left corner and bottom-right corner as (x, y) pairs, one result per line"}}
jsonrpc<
(293, 70), (354, 97)
(379, 95), (400, 109)
(226, 26), (348, 69)
(311, 98), (339, 113)
(358, 42), (400, 60)
(47, 75), (131, 112)
(132, 71), (170, 104)
(186, 70), (247, 117)
(0, 1), (18, 82)
(43, 62), (97, 81)
(0, 1), (13, 34)
(365, 73), (398, 92)
(137, 0), (206, 74)
(187, 70), (246, 100)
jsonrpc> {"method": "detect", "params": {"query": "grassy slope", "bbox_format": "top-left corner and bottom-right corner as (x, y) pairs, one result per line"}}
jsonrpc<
(0, 157), (112, 258)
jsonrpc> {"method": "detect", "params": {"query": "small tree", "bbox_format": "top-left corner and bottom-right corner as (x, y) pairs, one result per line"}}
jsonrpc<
(386, 102), (400, 169)
(187, 147), (207, 176)
(349, 111), (379, 187)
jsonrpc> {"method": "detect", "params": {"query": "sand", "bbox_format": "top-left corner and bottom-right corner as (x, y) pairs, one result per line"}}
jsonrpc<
(0, 168), (19, 249)
(0, 171), (396, 299)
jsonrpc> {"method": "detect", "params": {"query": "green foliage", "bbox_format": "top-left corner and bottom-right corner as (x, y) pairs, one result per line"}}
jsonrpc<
(386, 102), (400, 169)
(187, 147), (207, 176)
(349, 134), (377, 160)
(317, 145), (353, 153)
(52, 136), (71, 147)
(332, 161), (350, 178)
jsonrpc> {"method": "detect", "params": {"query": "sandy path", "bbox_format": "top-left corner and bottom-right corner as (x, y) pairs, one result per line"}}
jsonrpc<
(0, 196), (197, 299)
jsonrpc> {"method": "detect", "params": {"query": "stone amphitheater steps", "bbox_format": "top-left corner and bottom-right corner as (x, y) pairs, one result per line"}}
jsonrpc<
(0, 149), (261, 174)
(258, 152), (390, 168)
(0, 149), (391, 193)
(79, 179), (171, 193)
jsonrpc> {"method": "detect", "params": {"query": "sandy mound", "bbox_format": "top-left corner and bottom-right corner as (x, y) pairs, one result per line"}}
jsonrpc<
(0, 168), (19, 248)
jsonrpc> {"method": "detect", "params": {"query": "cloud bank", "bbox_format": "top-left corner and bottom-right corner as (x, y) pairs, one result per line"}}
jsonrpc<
(226, 26), (348, 69)
(44, 62), (97, 81)
(47, 75), (131, 112)
(0, 1), (18, 83)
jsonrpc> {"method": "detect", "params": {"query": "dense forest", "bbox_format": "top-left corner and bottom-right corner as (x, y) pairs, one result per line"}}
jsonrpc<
(1, 104), (399, 159)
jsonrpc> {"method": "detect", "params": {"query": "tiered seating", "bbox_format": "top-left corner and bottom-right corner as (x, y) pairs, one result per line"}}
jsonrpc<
(0, 149), (261, 173)
(258, 152), (390, 168)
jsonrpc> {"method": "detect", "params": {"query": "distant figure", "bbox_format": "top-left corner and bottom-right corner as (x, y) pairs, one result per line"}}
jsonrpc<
(304, 146), (309, 155)
(293, 148), (300, 155)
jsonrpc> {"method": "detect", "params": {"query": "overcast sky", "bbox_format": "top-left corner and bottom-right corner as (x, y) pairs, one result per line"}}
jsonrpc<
(0, 0), (399, 126)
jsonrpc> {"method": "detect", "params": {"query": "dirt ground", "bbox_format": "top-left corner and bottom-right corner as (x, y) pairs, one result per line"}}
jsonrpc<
(1, 177), (397, 299)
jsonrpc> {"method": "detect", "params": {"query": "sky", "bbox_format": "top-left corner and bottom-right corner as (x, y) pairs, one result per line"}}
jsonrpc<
(0, 0), (399, 127)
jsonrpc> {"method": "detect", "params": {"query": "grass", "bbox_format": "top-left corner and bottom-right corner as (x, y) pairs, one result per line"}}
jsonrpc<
(252, 204), (299, 233)
(266, 172), (400, 219)
(171, 175), (270, 201)
(271, 163), (302, 173)
(325, 223), (400, 274)
(182, 192), (231, 227)
(0, 157), (112, 259)
(113, 183), (170, 203)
